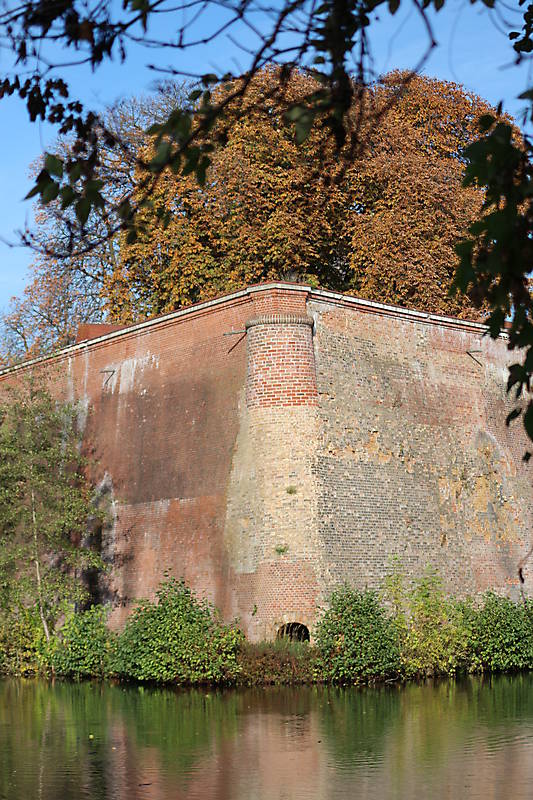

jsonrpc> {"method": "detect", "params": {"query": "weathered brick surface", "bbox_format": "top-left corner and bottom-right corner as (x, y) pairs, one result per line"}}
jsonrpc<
(1, 283), (532, 637)
(224, 403), (322, 639)
(310, 298), (533, 602)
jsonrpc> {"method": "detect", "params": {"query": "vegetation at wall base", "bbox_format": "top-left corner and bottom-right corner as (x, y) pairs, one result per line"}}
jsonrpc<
(237, 639), (318, 686)
(384, 566), (473, 679)
(110, 577), (244, 685)
(52, 606), (113, 680)
(315, 587), (401, 683)
(3, 572), (533, 685)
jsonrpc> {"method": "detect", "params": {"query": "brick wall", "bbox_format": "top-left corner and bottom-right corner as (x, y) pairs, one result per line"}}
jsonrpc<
(245, 314), (317, 408)
(1, 283), (532, 638)
(310, 296), (533, 603)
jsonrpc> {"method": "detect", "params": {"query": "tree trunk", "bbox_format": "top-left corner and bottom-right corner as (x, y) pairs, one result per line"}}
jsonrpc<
(31, 488), (50, 643)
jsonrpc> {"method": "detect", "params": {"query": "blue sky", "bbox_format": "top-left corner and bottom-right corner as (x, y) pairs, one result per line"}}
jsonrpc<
(0, 0), (531, 312)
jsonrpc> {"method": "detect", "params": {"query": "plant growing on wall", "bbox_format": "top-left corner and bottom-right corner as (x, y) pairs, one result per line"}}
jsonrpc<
(0, 373), (102, 644)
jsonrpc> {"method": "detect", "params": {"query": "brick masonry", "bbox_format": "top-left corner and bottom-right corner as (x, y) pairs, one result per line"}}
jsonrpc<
(1, 283), (532, 639)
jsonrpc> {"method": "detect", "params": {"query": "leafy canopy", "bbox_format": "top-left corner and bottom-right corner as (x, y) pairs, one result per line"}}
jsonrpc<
(2, 0), (533, 448)
(0, 373), (102, 641)
(1, 69), (496, 362)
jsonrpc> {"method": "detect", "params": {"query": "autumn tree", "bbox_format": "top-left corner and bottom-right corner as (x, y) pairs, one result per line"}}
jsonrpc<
(0, 69), (495, 353)
(104, 69), (493, 322)
(0, 88), (188, 365)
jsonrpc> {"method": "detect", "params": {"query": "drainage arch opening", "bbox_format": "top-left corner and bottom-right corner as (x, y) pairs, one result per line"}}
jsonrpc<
(276, 622), (310, 642)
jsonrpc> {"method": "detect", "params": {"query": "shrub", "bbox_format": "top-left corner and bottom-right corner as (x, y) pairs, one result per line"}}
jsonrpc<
(315, 587), (401, 683)
(469, 593), (533, 673)
(0, 607), (49, 676)
(52, 606), (113, 679)
(112, 577), (243, 684)
(384, 567), (472, 678)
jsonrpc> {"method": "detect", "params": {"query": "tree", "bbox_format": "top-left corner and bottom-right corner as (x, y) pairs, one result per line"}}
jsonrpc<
(0, 0), (502, 251)
(454, 116), (533, 459)
(0, 374), (102, 641)
(0, 89), (187, 364)
(4, 69), (495, 339)
(1, 0), (533, 450)
(0, 256), (107, 367)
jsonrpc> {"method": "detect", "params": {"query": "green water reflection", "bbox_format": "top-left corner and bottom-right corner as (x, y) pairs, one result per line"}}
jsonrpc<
(2, 676), (533, 799)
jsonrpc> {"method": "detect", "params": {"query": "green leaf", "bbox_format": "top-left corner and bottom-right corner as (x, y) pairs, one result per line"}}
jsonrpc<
(150, 140), (172, 169)
(25, 183), (42, 200)
(478, 114), (495, 132)
(75, 197), (91, 225)
(60, 186), (75, 209)
(117, 200), (132, 220)
(41, 181), (60, 204)
(44, 154), (63, 179)
(68, 163), (82, 183)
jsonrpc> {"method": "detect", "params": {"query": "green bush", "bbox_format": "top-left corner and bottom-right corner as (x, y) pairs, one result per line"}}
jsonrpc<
(469, 593), (533, 673)
(5, 571), (533, 686)
(52, 606), (113, 679)
(112, 577), (243, 684)
(315, 587), (400, 683)
(384, 567), (472, 678)
(0, 607), (48, 676)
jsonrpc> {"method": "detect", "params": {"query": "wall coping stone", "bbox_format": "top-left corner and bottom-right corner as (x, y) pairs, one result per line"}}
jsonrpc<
(0, 282), (507, 377)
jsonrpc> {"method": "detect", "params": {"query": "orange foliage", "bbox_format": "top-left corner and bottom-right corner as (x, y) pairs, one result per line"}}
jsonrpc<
(2, 69), (498, 364)
(107, 68), (494, 322)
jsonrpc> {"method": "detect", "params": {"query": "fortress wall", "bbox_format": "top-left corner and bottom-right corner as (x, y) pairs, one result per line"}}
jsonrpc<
(2, 282), (533, 638)
(310, 296), (533, 601)
(68, 292), (252, 626)
(0, 284), (320, 633)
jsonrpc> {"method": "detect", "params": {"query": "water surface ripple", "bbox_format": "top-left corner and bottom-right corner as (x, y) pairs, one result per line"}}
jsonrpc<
(2, 675), (533, 799)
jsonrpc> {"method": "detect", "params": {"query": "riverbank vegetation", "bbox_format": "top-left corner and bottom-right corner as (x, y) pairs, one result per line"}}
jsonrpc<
(0, 378), (106, 672)
(2, 568), (533, 686)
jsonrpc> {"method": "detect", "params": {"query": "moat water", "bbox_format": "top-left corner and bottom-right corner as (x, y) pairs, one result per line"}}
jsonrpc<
(2, 675), (533, 800)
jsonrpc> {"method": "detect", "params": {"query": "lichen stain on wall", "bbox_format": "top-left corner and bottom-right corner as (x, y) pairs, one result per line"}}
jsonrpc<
(101, 352), (160, 395)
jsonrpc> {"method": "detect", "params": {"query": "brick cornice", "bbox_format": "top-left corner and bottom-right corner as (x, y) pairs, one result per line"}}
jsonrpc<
(245, 314), (314, 330)
(0, 281), (508, 378)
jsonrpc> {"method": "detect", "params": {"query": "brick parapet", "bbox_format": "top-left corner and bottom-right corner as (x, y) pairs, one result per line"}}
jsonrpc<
(245, 313), (318, 409)
(0, 282), (509, 381)
(249, 284), (310, 318)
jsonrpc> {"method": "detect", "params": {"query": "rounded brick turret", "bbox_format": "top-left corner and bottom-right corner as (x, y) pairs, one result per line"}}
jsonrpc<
(245, 313), (317, 408)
